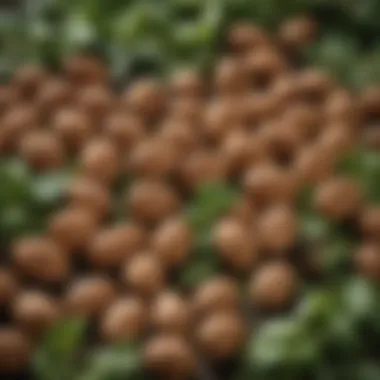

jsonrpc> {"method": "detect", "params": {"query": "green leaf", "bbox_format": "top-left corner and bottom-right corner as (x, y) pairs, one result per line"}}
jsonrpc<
(33, 318), (87, 380)
(79, 344), (143, 380)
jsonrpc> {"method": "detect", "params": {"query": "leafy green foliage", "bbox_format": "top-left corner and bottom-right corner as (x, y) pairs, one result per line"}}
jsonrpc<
(34, 318), (143, 380)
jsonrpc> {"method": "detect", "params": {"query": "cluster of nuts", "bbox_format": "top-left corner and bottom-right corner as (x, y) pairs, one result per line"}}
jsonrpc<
(1, 17), (380, 378)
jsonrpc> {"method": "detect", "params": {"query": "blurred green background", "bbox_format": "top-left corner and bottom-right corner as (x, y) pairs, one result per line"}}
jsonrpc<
(1, 0), (380, 87)
(2, 1), (380, 380)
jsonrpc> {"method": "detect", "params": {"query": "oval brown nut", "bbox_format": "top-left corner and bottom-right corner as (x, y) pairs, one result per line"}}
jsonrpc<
(151, 291), (190, 334)
(0, 328), (31, 373)
(179, 149), (227, 191)
(314, 177), (364, 221)
(80, 138), (120, 184)
(196, 311), (246, 360)
(49, 207), (98, 252)
(19, 130), (65, 171)
(77, 85), (114, 121)
(243, 162), (298, 205)
(152, 217), (193, 268)
(104, 112), (145, 150)
(192, 276), (240, 317)
(249, 261), (299, 310)
(88, 223), (146, 268)
(37, 79), (72, 118)
(159, 119), (199, 153)
(244, 47), (287, 84)
(125, 79), (166, 120)
(317, 122), (355, 157)
(324, 90), (359, 125)
(213, 218), (259, 271)
(227, 23), (270, 53)
(170, 69), (204, 98)
(214, 57), (249, 95)
(100, 296), (146, 342)
(64, 54), (108, 85)
(221, 129), (265, 175)
(127, 137), (180, 179)
(295, 68), (335, 101)
(278, 16), (318, 49)
(169, 96), (204, 125)
(121, 252), (164, 297)
(12, 64), (46, 99)
(128, 180), (179, 224)
(12, 290), (60, 336)
(257, 204), (298, 253)
(360, 206), (380, 238)
(52, 108), (93, 152)
(0, 268), (19, 306)
(64, 276), (116, 317)
(354, 243), (380, 281)
(143, 334), (195, 377)
(12, 237), (69, 283)
(66, 176), (110, 219)
(359, 85), (380, 116)
(294, 145), (335, 184)
(1, 105), (39, 151)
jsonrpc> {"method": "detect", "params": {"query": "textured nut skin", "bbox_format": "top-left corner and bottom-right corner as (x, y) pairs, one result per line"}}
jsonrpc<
(249, 262), (299, 310)
(152, 218), (193, 268)
(0, 328), (31, 373)
(12, 237), (69, 283)
(151, 291), (190, 334)
(64, 277), (116, 317)
(143, 334), (195, 376)
(192, 276), (239, 317)
(196, 311), (246, 359)
(12, 291), (60, 335)
(100, 296), (146, 342)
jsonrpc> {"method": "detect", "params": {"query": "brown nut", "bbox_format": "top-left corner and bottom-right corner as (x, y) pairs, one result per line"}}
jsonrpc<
(243, 162), (298, 205)
(196, 311), (246, 359)
(80, 138), (120, 184)
(227, 23), (270, 53)
(360, 206), (380, 238)
(354, 243), (380, 281)
(0, 328), (31, 373)
(52, 108), (93, 152)
(77, 85), (114, 121)
(64, 276), (116, 317)
(0, 268), (19, 306)
(12, 290), (60, 336)
(214, 57), (249, 95)
(317, 122), (355, 157)
(359, 85), (380, 117)
(143, 334), (195, 377)
(180, 150), (227, 191)
(192, 276), (239, 317)
(121, 252), (164, 297)
(257, 204), (298, 253)
(213, 218), (258, 271)
(125, 79), (166, 120)
(88, 223), (146, 268)
(128, 180), (179, 224)
(314, 177), (364, 220)
(324, 90), (359, 125)
(104, 112), (145, 150)
(100, 296), (146, 342)
(127, 137), (180, 179)
(37, 79), (71, 118)
(64, 55), (108, 85)
(66, 176), (110, 219)
(294, 145), (335, 184)
(1, 105), (39, 152)
(12, 237), (69, 283)
(12, 65), (46, 99)
(249, 262), (299, 310)
(152, 218), (193, 268)
(151, 291), (190, 334)
(278, 16), (318, 49)
(48, 207), (98, 251)
(18, 130), (65, 171)
(170, 69), (204, 98)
